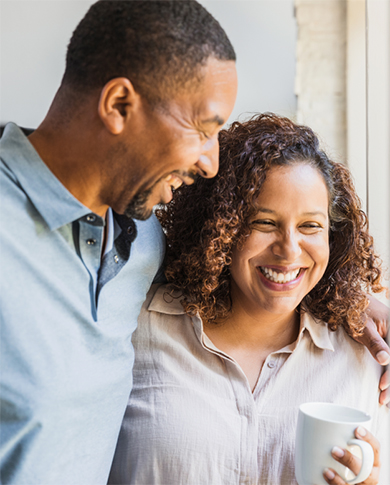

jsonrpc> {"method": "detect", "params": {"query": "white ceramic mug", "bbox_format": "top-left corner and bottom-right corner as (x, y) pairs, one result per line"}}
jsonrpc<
(295, 402), (374, 485)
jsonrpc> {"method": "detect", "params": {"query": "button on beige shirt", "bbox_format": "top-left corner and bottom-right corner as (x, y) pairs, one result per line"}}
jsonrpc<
(109, 284), (389, 485)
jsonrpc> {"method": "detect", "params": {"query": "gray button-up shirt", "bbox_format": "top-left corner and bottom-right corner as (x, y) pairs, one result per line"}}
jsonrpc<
(0, 124), (165, 484)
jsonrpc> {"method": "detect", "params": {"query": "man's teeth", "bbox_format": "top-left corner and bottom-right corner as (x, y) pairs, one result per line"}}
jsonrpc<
(165, 175), (183, 190)
(260, 267), (301, 283)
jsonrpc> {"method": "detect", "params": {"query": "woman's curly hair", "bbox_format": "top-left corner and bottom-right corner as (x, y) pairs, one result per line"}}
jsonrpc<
(156, 113), (384, 337)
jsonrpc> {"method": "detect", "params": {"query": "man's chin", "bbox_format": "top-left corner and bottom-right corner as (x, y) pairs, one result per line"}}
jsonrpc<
(123, 189), (155, 220)
(124, 204), (154, 221)
(123, 183), (164, 221)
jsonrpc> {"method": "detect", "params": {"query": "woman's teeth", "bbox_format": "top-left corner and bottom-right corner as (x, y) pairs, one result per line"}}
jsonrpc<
(260, 267), (301, 283)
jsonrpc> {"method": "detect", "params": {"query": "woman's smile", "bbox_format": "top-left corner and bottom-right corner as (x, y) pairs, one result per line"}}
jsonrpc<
(257, 266), (306, 291)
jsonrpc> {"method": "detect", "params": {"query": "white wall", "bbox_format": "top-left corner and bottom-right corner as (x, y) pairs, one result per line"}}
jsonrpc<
(0, 1), (95, 128)
(295, 0), (347, 162)
(0, 0), (297, 128)
(366, 0), (390, 300)
(346, 0), (389, 302)
(198, 0), (297, 123)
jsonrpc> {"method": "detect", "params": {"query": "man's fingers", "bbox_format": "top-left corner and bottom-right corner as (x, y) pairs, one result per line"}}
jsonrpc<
(366, 295), (389, 338)
(379, 368), (389, 391)
(356, 318), (390, 365)
(379, 386), (390, 406)
(379, 368), (390, 406)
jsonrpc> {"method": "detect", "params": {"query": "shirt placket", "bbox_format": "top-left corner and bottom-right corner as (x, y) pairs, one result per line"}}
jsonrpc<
(197, 328), (259, 484)
(77, 214), (105, 318)
(223, 360), (259, 484)
(254, 352), (292, 485)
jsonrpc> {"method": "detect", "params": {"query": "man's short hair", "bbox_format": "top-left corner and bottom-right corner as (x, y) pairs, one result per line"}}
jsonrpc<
(62, 0), (236, 106)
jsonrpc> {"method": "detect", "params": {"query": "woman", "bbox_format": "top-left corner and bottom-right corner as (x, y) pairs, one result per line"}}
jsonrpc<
(109, 114), (389, 484)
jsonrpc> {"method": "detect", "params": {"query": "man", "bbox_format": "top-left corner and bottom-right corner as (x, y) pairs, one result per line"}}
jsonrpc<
(0, 2), (237, 483)
(0, 1), (388, 484)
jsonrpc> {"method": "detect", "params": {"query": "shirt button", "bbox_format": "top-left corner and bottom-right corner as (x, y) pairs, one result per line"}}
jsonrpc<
(114, 255), (119, 263)
(86, 238), (96, 245)
(127, 225), (134, 235)
(86, 214), (96, 223)
(267, 361), (276, 368)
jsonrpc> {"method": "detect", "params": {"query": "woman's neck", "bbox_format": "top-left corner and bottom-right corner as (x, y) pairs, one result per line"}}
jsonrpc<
(203, 302), (300, 392)
(205, 300), (300, 352)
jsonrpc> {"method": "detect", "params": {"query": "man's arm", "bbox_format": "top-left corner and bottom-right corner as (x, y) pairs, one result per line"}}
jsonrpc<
(356, 295), (390, 405)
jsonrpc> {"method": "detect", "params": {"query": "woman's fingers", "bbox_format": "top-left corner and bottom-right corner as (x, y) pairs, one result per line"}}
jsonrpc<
(355, 426), (381, 467)
(323, 466), (380, 485)
(323, 467), (346, 484)
(330, 446), (362, 476)
(323, 427), (381, 485)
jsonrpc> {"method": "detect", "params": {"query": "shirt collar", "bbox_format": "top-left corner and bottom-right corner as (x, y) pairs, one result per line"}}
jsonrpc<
(148, 284), (187, 315)
(252, 310), (335, 356)
(148, 284), (335, 352)
(299, 311), (334, 351)
(1, 123), (94, 231)
(274, 311), (335, 354)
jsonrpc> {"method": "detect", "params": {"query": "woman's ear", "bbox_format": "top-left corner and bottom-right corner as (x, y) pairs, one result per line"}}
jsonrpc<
(98, 77), (140, 135)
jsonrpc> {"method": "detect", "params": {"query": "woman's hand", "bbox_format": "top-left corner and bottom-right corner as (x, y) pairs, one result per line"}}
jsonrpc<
(323, 426), (380, 485)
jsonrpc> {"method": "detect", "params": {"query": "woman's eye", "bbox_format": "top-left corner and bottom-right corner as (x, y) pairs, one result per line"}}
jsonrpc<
(253, 220), (272, 224)
(300, 223), (322, 232)
(251, 220), (275, 229)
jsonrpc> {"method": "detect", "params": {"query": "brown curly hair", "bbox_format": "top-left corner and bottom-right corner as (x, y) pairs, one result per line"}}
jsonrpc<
(156, 113), (384, 337)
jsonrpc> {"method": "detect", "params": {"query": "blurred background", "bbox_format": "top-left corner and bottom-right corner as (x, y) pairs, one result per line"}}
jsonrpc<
(0, 0), (388, 300)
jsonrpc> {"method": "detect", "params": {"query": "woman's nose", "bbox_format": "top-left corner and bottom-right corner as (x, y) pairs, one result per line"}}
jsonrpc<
(272, 231), (302, 261)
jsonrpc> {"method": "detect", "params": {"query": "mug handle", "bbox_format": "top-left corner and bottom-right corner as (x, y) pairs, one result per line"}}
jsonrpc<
(345, 438), (374, 484)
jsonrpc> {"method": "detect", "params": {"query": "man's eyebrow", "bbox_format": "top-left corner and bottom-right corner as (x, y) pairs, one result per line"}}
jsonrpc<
(201, 115), (225, 126)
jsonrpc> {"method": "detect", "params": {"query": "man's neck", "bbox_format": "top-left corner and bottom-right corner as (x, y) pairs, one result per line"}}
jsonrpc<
(28, 121), (109, 217)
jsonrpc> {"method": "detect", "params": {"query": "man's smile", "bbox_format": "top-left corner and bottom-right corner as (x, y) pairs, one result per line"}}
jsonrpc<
(165, 174), (184, 190)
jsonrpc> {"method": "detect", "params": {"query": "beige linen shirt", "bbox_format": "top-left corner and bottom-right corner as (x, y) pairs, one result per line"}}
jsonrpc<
(109, 284), (389, 485)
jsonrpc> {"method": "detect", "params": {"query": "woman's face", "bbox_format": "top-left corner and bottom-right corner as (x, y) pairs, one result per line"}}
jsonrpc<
(229, 163), (330, 317)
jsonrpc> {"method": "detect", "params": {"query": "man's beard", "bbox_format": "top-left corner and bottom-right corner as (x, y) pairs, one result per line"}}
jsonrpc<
(124, 186), (154, 221)
(124, 170), (198, 220)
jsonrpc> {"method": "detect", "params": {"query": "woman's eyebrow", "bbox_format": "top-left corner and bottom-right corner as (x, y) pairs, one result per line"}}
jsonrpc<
(256, 207), (275, 214)
(301, 211), (327, 218)
(255, 208), (327, 218)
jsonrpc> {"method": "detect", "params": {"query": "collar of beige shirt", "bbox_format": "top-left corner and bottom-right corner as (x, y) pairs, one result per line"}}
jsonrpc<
(148, 284), (335, 355)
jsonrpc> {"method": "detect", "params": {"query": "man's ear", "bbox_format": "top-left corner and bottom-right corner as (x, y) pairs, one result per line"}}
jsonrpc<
(98, 77), (140, 135)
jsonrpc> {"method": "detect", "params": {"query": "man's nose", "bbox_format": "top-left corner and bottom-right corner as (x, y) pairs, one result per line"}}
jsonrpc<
(272, 231), (302, 261)
(196, 137), (219, 179)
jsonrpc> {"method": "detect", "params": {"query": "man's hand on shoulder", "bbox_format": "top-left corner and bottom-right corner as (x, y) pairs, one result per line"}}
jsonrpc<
(355, 295), (389, 406)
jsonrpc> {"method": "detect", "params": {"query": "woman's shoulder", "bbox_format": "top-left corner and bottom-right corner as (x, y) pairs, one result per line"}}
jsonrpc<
(302, 312), (382, 384)
(320, 320), (383, 400)
(140, 283), (186, 315)
(135, 283), (191, 346)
